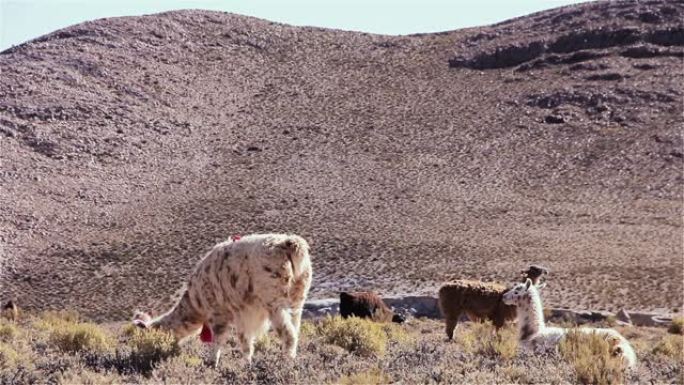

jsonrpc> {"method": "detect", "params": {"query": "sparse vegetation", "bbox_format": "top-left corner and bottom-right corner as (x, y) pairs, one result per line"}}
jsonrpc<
(337, 368), (391, 385)
(0, 311), (678, 383)
(652, 334), (683, 360)
(559, 330), (626, 385)
(0, 343), (19, 369)
(456, 321), (517, 360)
(0, 321), (19, 342)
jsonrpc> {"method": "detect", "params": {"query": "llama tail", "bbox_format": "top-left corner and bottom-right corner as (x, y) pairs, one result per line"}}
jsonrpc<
(280, 235), (310, 277)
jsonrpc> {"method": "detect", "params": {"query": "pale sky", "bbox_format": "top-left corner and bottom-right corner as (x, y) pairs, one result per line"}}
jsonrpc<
(1, 0), (589, 51)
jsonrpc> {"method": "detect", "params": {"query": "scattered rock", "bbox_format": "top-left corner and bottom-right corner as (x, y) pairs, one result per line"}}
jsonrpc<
(544, 115), (565, 124)
(585, 72), (625, 81)
(616, 309), (632, 324)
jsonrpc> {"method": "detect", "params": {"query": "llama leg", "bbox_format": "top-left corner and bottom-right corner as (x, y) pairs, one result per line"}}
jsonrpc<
(238, 331), (256, 364)
(270, 308), (297, 358)
(289, 273), (310, 332)
(209, 320), (231, 369)
(291, 305), (304, 334)
(445, 316), (459, 340)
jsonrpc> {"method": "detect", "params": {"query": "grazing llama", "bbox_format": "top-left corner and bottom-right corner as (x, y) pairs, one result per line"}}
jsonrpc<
(339, 291), (405, 323)
(133, 233), (312, 368)
(502, 278), (636, 369)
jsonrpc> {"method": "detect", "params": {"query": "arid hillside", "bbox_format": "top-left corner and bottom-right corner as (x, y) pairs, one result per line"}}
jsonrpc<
(0, 0), (682, 321)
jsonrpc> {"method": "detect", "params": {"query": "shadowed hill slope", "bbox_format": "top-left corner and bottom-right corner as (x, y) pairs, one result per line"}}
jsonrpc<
(0, 0), (682, 321)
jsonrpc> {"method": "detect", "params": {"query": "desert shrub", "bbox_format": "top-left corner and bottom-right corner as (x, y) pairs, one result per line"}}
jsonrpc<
(39, 310), (80, 325)
(299, 320), (317, 340)
(180, 353), (203, 368)
(49, 322), (113, 354)
(381, 323), (412, 346)
(0, 343), (19, 369)
(652, 334), (683, 360)
(559, 330), (625, 385)
(254, 333), (272, 353)
(0, 321), (19, 342)
(668, 317), (684, 335)
(337, 368), (391, 385)
(315, 316), (390, 357)
(456, 322), (517, 360)
(127, 327), (179, 372)
(56, 368), (122, 385)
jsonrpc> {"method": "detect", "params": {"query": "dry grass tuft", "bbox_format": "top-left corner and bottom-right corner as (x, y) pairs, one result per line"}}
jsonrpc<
(49, 321), (114, 354)
(126, 326), (179, 371)
(456, 322), (518, 360)
(336, 368), (391, 385)
(0, 343), (19, 369)
(559, 330), (626, 385)
(668, 317), (684, 335)
(651, 334), (683, 360)
(0, 321), (19, 343)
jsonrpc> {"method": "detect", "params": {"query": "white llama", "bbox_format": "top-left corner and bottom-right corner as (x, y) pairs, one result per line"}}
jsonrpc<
(502, 278), (637, 369)
(133, 233), (312, 368)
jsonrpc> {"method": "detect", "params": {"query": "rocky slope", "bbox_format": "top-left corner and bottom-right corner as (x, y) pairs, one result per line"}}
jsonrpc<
(0, 0), (682, 320)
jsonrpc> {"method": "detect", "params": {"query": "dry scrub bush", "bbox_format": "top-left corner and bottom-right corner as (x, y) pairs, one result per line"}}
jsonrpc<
(0, 343), (19, 369)
(0, 321), (19, 343)
(57, 369), (123, 385)
(315, 316), (409, 357)
(337, 368), (391, 385)
(652, 334), (683, 360)
(299, 320), (317, 341)
(38, 310), (80, 325)
(126, 326), (179, 371)
(668, 317), (684, 335)
(559, 330), (625, 385)
(49, 321), (113, 354)
(456, 322), (517, 360)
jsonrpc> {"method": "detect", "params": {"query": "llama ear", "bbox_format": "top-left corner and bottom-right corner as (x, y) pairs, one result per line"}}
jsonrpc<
(536, 282), (547, 290)
(525, 278), (532, 289)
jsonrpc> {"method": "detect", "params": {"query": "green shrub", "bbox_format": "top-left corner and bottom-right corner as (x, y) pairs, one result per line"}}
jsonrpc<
(559, 330), (625, 385)
(668, 317), (684, 335)
(652, 334), (683, 360)
(315, 316), (391, 357)
(49, 322), (113, 354)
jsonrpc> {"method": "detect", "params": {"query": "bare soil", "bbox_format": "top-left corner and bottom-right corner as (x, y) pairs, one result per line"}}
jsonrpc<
(0, 0), (682, 321)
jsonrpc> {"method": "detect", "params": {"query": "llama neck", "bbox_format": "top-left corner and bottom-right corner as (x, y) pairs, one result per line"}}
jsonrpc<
(516, 287), (546, 341)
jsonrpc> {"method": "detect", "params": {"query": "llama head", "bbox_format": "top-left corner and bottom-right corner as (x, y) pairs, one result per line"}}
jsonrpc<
(132, 310), (153, 329)
(391, 313), (406, 324)
(521, 265), (549, 285)
(503, 278), (534, 306)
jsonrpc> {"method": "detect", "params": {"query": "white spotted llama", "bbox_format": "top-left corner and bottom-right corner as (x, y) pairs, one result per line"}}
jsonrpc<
(502, 278), (636, 369)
